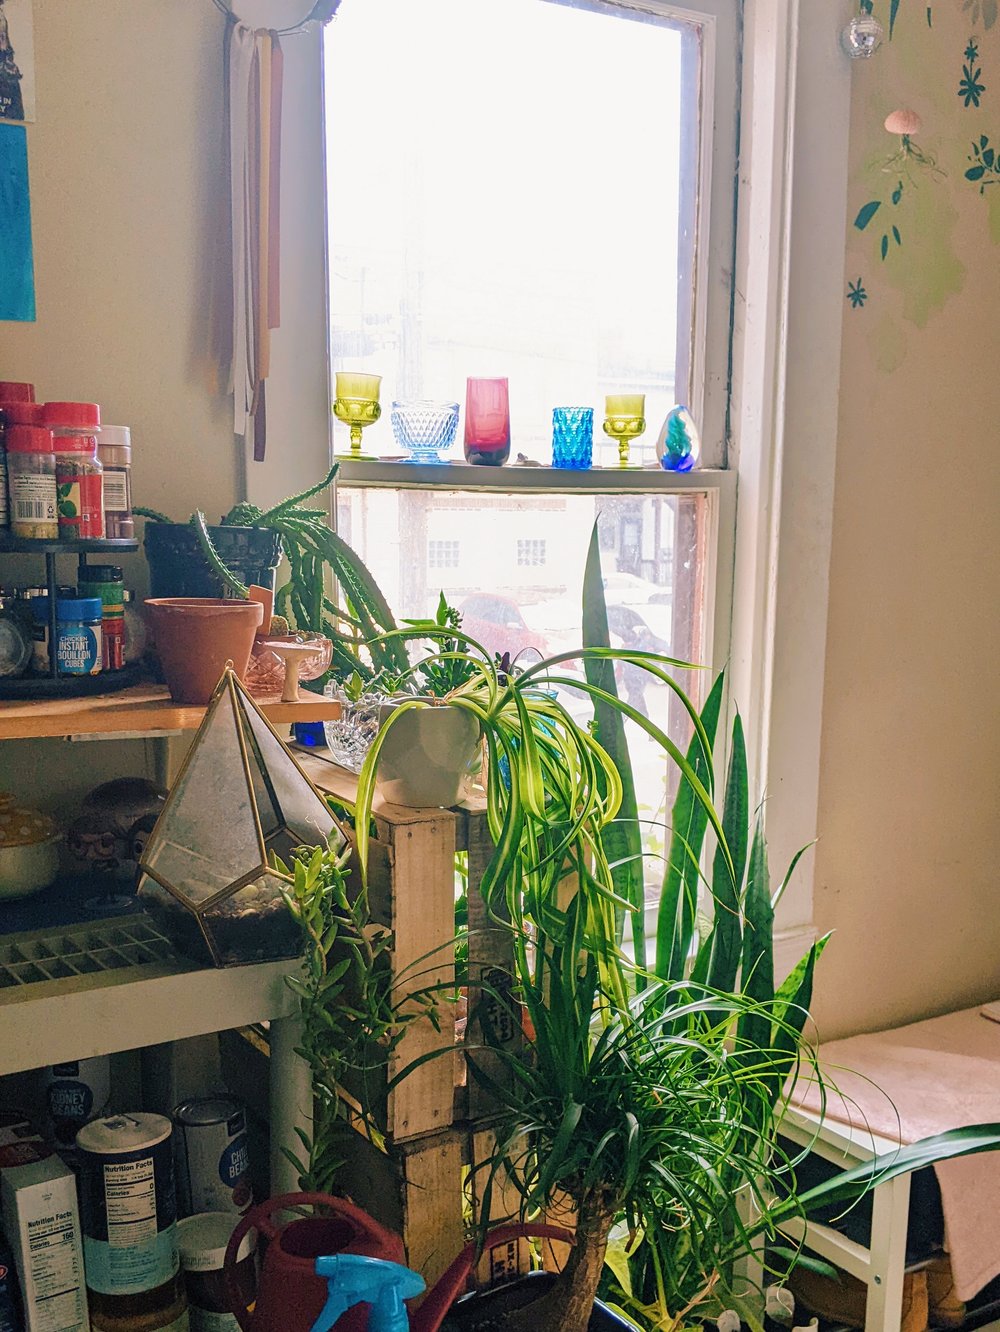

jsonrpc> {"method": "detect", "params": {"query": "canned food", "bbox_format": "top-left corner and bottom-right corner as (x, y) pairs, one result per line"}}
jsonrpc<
(76, 1113), (182, 1317)
(176, 1213), (256, 1332)
(44, 1057), (111, 1146)
(172, 1099), (251, 1218)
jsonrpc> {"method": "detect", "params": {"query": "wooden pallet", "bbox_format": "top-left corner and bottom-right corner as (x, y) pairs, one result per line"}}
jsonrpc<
(293, 754), (528, 1281)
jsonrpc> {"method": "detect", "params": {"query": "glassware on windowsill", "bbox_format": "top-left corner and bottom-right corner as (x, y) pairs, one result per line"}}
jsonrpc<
(603, 394), (646, 469)
(657, 404), (701, 473)
(244, 634), (333, 703)
(551, 407), (594, 470)
(322, 682), (385, 773)
(463, 377), (511, 466)
(391, 400), (460, 463)
(333, 371), (382, 460)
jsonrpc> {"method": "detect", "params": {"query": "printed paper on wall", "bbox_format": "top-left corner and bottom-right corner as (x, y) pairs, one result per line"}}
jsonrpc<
(0, 0), (35, 123)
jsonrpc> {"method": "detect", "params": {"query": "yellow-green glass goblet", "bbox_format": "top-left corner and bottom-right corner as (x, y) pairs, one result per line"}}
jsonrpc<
(334, 372), (382, 460)
(603, 393), (646, 468)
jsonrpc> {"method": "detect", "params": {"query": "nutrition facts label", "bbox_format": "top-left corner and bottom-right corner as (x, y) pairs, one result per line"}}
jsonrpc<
(25, 1208), (87, 1332)
(104, 1159), (157, 1248)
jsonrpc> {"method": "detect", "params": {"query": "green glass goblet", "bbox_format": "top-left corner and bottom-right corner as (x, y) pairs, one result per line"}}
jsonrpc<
(334, 372), (382, 460)
(603, 393), (646, 468)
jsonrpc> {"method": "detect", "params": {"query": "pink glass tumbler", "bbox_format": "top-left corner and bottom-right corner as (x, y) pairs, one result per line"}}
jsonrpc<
(463, 377), (511, 466)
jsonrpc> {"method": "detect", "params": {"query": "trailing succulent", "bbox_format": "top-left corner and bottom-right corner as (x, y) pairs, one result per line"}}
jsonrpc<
(135, 464), (408, 682)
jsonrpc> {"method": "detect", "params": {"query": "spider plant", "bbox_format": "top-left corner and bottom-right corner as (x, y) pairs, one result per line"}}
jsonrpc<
(342, 523), (1000, 1332)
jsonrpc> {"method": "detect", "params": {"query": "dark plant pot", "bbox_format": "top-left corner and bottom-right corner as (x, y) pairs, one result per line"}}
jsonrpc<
(441, 1272), (632, 1331)
(144, 522), (283, 599)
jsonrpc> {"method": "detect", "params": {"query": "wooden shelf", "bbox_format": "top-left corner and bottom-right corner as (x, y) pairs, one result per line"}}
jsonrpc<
(0, 533), (139, 554)
(0, 683), (341, 740)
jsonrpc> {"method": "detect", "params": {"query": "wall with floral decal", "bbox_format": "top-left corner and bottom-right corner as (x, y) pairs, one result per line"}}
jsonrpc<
(812, 1), (1000, 1038)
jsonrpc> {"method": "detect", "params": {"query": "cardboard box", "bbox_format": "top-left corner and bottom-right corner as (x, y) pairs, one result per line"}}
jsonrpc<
(0, 1146), (88, 1332)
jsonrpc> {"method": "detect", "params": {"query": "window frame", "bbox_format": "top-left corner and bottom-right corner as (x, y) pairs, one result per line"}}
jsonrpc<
(247, 2), (852, 981)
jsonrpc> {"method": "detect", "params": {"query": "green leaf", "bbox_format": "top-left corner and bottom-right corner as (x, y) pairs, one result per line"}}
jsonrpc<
(655, 671), (724, 980)
(854, 200), (882, 230)
(707, 713), (749, 994)
(892, 226), (901, 246)
(737, 817), (774, 1051)
(582, 522), (645, 968)
(967, 165), (987, 180)
(880, 234), (889, 261)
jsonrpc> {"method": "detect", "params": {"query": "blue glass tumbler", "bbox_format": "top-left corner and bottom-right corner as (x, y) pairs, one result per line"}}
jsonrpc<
(552, 407), (594, 469)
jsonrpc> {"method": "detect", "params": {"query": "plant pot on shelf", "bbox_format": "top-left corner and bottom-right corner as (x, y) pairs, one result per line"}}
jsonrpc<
(373, 699), (480, 808)
(144, 598), (263, 705)
(441, 1272), (632, 1331)
(143, 522), (283, 599)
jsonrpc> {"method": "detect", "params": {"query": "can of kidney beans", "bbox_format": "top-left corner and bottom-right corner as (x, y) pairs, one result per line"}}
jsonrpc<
(172, 1097), (251, 1217)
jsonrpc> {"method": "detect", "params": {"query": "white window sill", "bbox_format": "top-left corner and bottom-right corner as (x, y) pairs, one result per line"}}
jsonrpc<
(335, 459), (732, 494)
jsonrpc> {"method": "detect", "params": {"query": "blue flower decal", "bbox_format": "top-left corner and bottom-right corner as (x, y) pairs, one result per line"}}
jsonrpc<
(846, 278), (868, 309)
(958, 61), (986, 107)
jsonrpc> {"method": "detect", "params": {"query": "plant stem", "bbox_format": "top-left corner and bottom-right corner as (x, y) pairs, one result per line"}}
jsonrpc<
(502, 1191), (615, 1332)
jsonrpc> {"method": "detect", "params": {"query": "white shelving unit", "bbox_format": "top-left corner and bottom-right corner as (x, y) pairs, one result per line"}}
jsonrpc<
(0, 690), (331, 1193)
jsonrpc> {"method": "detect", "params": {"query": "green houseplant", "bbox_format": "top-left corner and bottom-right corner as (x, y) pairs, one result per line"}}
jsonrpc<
(343, 526), (1000, 1332)
(136, 464), (408, 682)
(268, 520), (1000, 1332)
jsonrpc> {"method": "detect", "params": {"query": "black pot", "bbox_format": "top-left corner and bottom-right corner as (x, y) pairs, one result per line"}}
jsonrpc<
(441, 1271), (632, 1331)
(143, 522), (283, 599)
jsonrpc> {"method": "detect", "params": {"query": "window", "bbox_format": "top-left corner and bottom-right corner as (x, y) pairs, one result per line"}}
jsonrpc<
(428, 540), (461, 569)
(325, 0), (739, 917)
(325, 0), (737, 467)
(516, 539), (547, 568)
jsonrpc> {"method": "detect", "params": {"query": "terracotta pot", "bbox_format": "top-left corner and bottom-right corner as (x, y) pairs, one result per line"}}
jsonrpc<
(145, 598), (263, 705)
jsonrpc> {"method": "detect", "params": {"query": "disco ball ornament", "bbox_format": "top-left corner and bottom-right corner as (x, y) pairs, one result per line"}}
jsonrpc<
(841, 13), (884, 58)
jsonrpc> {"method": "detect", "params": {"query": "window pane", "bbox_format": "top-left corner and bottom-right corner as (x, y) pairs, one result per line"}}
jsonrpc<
(325, 0), (693, 466)
(337, 483), (711, 909)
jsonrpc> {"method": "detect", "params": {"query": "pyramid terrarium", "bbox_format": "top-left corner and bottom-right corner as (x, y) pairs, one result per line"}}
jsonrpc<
(138, 668), (345, 967)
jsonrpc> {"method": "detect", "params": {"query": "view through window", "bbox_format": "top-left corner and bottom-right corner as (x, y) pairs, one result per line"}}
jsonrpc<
(325, 0), (694, 466)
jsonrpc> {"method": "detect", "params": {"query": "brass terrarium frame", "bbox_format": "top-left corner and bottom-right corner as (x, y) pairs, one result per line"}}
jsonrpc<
(138, 667), (345, 965)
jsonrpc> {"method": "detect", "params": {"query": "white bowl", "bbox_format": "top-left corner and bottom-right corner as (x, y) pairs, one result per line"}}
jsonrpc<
(0, 835), (61, 901)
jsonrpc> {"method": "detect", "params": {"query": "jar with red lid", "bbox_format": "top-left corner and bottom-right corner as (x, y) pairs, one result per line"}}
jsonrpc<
(0, 400), (44, 531)
(43, 401), (104, 539)
(6, 425), (58, 539)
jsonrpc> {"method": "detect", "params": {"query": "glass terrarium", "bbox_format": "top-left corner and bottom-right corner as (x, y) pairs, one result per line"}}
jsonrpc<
(138, 668), (345, 967)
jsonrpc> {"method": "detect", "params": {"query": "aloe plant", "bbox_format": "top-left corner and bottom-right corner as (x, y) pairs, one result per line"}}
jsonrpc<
(136, 465), (408, 681)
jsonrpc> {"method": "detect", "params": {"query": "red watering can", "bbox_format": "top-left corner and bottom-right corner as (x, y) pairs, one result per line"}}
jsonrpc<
(224, 1192), (406, 1332)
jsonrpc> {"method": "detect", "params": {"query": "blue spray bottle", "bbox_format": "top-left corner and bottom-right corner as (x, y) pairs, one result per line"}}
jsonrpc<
(310, 1255), (426, 1332)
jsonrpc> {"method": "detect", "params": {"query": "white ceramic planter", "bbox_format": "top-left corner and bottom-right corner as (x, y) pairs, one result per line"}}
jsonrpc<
(375, 701), (480, 808)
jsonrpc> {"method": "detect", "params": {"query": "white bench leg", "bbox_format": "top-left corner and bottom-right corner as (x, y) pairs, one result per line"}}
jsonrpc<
(865, 1170), (912, 1332)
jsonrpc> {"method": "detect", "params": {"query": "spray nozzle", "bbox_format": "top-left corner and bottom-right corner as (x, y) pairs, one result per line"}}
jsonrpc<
(311, 1254), (426, 1332)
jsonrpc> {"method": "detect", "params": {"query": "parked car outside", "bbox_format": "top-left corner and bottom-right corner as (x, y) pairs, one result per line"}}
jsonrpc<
(458, 593), (548, 664)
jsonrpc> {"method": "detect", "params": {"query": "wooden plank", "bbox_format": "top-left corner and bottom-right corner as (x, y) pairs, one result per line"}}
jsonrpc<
(387, 816), (458, 1141)
(337, 1126), (466, 1290)
(469, 1125), (532, 1285)
(0, 684), (341, 741)
(463, 810), (521, 1121)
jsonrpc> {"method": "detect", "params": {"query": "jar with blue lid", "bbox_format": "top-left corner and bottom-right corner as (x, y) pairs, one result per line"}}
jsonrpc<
(31, 596), (103, 676)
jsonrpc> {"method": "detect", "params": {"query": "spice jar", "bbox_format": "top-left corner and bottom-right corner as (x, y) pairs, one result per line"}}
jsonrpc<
(97, 425), (134, 539)
(43, 402), (104, 539)
(7, 424), (58, 539)
(0, 400), (43, 530)
(31, 597), (103, 675)
(0, 595), (31, 678)
(78, 565), (125, 671)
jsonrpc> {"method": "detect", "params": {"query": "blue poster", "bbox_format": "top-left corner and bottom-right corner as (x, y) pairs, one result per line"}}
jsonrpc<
(0, 122), (35, 321)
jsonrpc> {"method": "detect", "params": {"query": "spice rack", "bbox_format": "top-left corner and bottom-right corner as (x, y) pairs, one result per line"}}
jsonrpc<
(0, 531), (141, 699)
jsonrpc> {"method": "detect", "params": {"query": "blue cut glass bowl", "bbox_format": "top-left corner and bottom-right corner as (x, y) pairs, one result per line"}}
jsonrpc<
(391, 400), (460, 463)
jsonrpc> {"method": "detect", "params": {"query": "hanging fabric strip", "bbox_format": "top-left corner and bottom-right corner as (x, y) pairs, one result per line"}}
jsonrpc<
(268, 33), (283, 331)
(228, 21), (255, 436)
